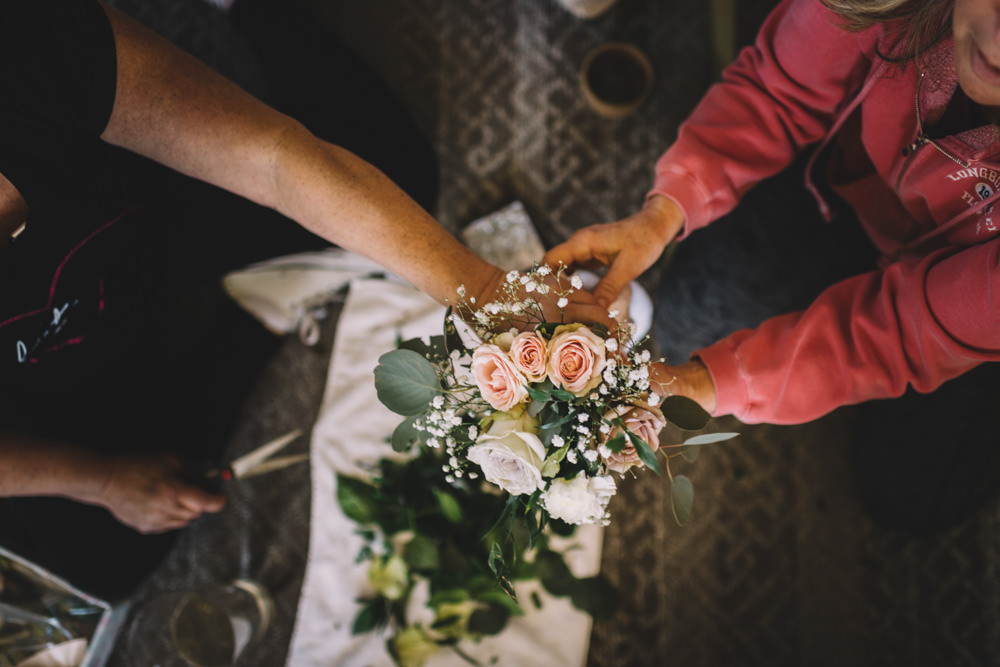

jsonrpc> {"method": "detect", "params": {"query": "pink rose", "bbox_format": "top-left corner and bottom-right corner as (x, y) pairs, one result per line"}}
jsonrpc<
(546, 324), (607, 396)
(472, 344), (529, 411)
(601, 400), (666, 474)
(509, 332), (548, 383)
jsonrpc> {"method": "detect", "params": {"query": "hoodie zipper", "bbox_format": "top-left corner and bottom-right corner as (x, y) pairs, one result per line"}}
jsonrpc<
(897, 72), (971, 192)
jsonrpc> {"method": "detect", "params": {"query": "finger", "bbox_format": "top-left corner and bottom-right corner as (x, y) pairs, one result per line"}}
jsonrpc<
(543, 237), (601, 272)
(591, 263), (635, 309)
(175, 486), (227, 513)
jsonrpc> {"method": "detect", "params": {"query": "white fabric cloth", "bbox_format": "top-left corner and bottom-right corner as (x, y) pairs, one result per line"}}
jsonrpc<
(285, 273), (602, 667)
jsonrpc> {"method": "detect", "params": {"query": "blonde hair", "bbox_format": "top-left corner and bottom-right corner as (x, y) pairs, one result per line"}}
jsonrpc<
(820, 0), (953, 61)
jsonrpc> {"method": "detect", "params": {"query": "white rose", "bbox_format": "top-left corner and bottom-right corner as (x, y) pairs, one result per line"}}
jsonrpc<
(541, 474), (617, 525)
(467, 417), (546, 496)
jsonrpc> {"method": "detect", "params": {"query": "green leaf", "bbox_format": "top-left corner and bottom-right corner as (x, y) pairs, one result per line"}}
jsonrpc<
(398, 335), (448, 359)
(660, 395), (711, 431)
(526, 386), (552, 402)
(488, 542), (517, 601)
(351, 599), (387, 635)
(626, 429), (660, 475)
(680, 445), (700, 463)
(568, 576), (620, 621)
(534, 550), (575, 597)
(433, 487), (463, 522)
(336, 475), (378, 524)
(540, 411), (575, 431)
(605, 433), (626, 454)
(391, 415), (424, 453)
(468, 603), (511, 636)
(475, 590), (523, 617)
(541, 443), (570, 478)
(683, 432), (741, 446)
(373, 349), (441, 416)
(527, 397), (548, 418)
(671, 475), (694, 526)
(404, 534), (440, 571)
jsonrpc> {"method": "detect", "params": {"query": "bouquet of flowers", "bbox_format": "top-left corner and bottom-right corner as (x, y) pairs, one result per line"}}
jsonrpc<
(373, 265), (737, 583)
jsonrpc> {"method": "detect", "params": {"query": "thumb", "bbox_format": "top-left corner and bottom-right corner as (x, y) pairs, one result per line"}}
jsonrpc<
(542, 242), (579, 273)
(177, 485), (227, 513)
(592, 265), (632, 309)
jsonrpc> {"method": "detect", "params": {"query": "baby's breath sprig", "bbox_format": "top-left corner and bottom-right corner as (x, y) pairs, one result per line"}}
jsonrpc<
(453, 263), (583, 338)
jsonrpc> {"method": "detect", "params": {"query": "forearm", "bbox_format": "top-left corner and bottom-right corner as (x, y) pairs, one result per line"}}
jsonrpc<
(99, 4), (502, 308)
(268, 133), (504, 305)
(0, 433), (112, 504)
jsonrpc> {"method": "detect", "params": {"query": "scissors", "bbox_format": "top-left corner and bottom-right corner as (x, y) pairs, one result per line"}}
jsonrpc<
(196, 429), (308, 488)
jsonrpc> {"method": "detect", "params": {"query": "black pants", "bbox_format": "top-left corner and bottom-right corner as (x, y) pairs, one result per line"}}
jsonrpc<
(652, 160), (1000, 535)
(0, 0), (439, 601)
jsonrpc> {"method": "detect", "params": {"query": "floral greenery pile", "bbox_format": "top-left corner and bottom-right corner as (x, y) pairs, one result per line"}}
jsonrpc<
(347, 264), (736, 666)
(337, 447), (617, 667)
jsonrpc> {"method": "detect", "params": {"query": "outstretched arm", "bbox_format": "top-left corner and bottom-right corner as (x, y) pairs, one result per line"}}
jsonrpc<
(98, 2), (504, 308)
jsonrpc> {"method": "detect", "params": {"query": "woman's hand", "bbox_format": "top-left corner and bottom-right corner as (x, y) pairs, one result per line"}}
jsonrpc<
(543, 195), (685, 308)
(651, 359), (718, 415)
(96, 453), (226, 534)
(466, 265), (619, 332)
(0, 434), (226, 534)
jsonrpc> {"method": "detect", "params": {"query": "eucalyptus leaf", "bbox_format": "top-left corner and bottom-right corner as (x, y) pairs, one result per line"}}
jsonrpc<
(671, 474), (694, 526)
(373, 349), (441, 416)
(683, 432), (741, 446)
(391, 415), (424, 453)
(336, 475), (378, 525)
(680, 445), (700, 463)
(660, 395), (711, 431)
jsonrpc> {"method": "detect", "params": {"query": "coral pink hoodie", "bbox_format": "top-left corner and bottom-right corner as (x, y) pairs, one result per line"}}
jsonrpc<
(649, 0), (1000, 424)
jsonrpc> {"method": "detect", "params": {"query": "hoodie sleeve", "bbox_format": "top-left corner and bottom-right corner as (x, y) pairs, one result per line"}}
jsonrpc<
(699, 237), (1000, 424)
(648, 0), (875, 234)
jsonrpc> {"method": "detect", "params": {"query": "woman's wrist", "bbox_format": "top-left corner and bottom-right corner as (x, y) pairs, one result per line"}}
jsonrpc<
(651, 359), (717, 415)
(643, 194), (685, 247)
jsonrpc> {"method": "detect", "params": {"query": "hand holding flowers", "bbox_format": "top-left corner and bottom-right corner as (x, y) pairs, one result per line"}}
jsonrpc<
(374, 264), (737, 546)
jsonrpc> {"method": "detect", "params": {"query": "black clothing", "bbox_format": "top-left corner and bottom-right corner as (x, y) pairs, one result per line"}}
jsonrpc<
(0, 0), (438, 599)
